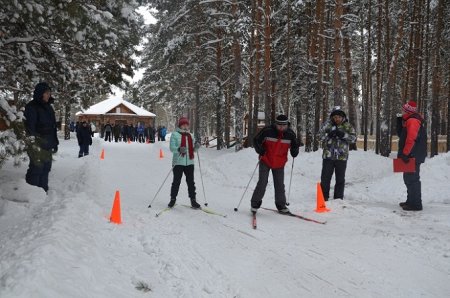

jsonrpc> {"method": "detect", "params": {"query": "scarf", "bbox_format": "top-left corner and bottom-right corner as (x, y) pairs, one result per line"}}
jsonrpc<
(180, 132), (194, 160)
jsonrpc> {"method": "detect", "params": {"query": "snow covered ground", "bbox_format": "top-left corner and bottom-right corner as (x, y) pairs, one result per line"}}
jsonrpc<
(1, 136), (450, 298)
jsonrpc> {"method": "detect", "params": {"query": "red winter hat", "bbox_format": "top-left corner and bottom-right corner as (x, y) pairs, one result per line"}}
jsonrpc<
(178, 117), (189, 127)
(402, 100), (418, 113)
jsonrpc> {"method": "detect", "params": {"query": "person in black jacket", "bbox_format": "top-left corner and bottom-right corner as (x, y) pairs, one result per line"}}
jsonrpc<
(251, 115), (300, 214)
(77, 121), (93, 157)
(24, 82), (59, 192)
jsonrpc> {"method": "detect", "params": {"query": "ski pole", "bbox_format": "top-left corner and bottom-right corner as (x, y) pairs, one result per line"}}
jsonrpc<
(234, 160), (260, 212)
(148, 165), (175, 208)
(286, 158), (295, 206)
(196, 150), (208, 206)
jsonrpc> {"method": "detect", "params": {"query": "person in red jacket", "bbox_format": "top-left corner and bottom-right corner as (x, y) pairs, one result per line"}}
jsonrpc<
(251, 115), (300, 214)
(397, 100), (427, 211)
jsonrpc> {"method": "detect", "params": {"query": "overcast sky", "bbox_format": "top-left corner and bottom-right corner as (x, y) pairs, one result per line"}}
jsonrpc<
(110, 6), (156, 99)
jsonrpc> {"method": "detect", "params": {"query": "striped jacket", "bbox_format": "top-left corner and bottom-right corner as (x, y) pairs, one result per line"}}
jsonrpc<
(254, 125), (299, 169)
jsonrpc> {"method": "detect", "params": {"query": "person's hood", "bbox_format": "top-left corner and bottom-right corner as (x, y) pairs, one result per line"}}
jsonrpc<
(33, 82), (51, 102)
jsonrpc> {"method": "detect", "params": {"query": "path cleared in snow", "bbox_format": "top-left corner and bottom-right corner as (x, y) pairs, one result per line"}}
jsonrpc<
(1, 136), (450, 298)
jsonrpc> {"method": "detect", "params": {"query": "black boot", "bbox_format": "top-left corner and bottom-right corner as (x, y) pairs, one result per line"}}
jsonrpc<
(402, 204), (422, 211)
(168, 199), (176, 208)
(399, 201), (408, 207)
(191, 199), (201, 209)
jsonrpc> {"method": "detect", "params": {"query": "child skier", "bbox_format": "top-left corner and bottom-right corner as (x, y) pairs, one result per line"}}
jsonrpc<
(168, 117), (200, 208)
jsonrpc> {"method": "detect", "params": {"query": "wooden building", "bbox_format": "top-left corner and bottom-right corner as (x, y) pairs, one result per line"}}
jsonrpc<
(76, 98), (156, 129)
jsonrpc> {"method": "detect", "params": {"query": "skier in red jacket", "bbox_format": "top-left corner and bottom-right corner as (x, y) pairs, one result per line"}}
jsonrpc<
(251, 115), (300, 214)
(397, 100), (427, 211)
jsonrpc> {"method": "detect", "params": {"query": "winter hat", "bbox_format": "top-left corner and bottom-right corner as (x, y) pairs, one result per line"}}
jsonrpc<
(33, 82), (51, 101)
(275, 114), (289, 125)
(178, 117), (190, 127)
(330, 106), (347, 119)
(402, 100), (418, 113)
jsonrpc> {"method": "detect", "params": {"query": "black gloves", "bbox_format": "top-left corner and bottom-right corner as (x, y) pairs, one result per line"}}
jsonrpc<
(328, 128), (345, 139)
(398, 153), (410, 163)
(178, 146), (187, 154)
(328, 130), (337, 138)
(335, 130), (345, 139)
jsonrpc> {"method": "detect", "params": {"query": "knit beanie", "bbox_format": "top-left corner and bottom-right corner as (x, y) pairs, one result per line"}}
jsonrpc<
(402, 100), (418, 113)
(178, 117), (190, 127)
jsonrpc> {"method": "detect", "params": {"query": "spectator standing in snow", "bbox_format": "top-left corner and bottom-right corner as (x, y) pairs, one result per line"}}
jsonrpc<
(251, 115), (300, 214)
(122, 124), (128, 142)
(90, 122), (96, 137)
(128, 124), (135, 142)
(157, 126), (162, 141)
(396, 101), (427, 211)
(77, 121), (92, 157)
(24, 82), (59, 192)
(113, 123), (121, 142)
(162, 126), (168, 141)
(137, 124), (145, 143)
(104, 122), (112, 142)
(168, 117), (201, 208)
(318, 106), (357, 201)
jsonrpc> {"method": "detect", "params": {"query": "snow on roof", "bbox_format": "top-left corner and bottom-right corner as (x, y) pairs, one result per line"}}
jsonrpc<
(78, 98), (156, 117)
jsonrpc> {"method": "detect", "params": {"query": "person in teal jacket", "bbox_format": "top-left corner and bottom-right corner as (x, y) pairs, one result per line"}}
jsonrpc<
(168, 117), (201, 208)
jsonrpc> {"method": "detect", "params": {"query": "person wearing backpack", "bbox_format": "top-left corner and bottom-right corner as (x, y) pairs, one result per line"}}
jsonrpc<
(396, 101), (427, 211)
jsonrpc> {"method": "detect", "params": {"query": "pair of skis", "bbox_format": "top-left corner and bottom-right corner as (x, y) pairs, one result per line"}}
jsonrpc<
(251, 207), (326, 229)
(155, 204), (227, 218)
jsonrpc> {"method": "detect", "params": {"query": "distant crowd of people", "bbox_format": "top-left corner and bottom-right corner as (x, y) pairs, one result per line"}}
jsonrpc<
(70, 121), (168, 144)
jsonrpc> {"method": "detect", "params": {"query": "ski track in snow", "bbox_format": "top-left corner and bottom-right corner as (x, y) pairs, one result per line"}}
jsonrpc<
(1, 135), (450, 297)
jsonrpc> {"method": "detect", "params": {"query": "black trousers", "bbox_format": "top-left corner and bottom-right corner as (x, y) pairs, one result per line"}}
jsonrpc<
(25, 150), (52, 192)
(170, 165), (196, 200)
(251, 162), (286, 210)
(403, 161), (422, 208)
(78, 144), (89, 157)
(104, 131), (112, 142)
(320, 159), (347, 200)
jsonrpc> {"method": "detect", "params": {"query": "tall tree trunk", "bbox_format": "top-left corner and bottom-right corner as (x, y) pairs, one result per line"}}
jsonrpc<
(409, 0), (421, 102)
(380, 0), (407, 157)
(225, 88), (231, 147)
(333, 0), (344, 107)
(363, 0), (372, 151)
(64, 97), (71, 140)
(252, 0), (263, 142)
(447, 71), (450, 152)
(232, 0), (244, 152)
(430, 0), (444, 157)
(421, 0), (430, 124)
(247, 1), (255, 147)
(313, 0), (326, 151)
(342, 0), (357, 134)
(263, 0), (273, 125)
(285, 0), (292, 117)
(375, 0), (383, 154)
(216, 28), (224, 150)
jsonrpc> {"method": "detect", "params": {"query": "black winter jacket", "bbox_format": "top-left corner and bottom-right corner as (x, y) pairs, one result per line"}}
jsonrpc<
(24, 98), (59, 151)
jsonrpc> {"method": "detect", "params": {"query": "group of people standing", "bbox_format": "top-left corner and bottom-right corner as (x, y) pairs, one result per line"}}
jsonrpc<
(102, 123), (158, 143)
(23, 82), (426, 213)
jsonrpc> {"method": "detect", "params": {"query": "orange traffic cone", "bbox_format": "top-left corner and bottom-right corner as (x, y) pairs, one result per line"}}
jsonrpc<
(159, 149), (164, 159)
(146, 139), (150, 144)
(100, 149), (105, 160)
(109, 190), (122, 224)
(128, 138), (131, 144)
(315, 182), (330, 213)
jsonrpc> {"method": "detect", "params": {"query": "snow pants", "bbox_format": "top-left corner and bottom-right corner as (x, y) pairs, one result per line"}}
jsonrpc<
(25, 149), (52, 192)
(104, 131), (112, 142)
(403, 161), (422, 208)
(251, 162), (286, 210)
(320, 159), (347, 200)
(170, 165), (196, 200)
(78, 144), (89, 157)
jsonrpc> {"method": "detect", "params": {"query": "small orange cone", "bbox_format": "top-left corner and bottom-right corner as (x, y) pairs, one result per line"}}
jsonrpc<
(159, 149), (164, 159)
(109, 190), (122, 224)
(100, 149), (105, 160)
(315, 182), (330, 213)
(128, 138), (131, 144)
